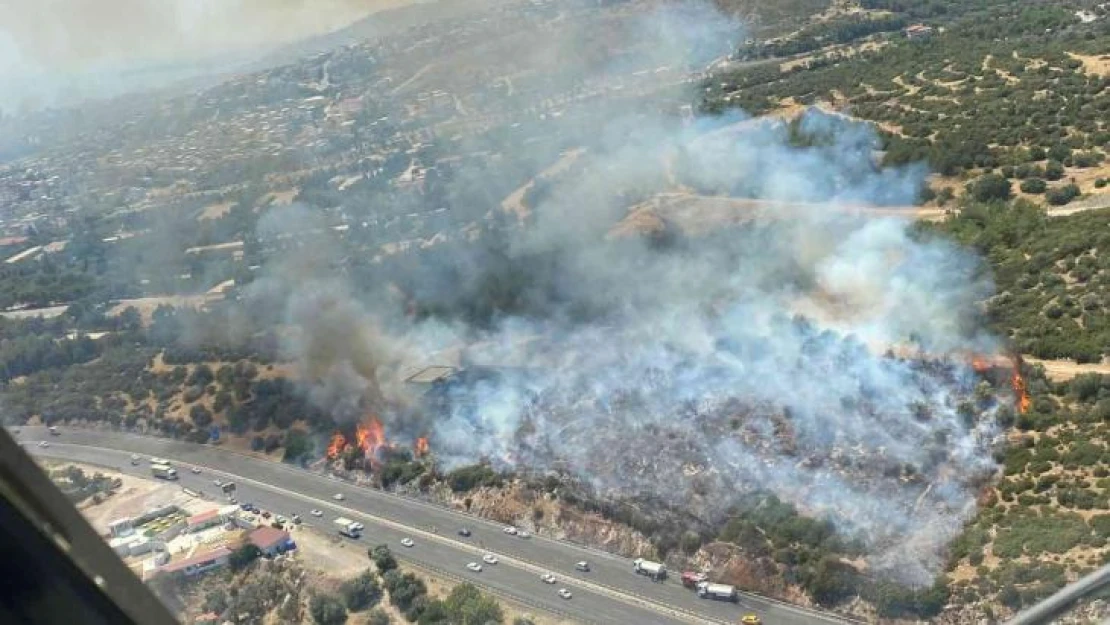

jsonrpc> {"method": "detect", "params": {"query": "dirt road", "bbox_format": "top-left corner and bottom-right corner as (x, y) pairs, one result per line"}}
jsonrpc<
(1023, 356), (1110, 381)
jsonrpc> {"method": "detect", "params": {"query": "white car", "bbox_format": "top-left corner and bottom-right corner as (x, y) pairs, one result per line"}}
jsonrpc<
(540, 573), (556, 584)
(558, 588), (572, 600)
(276, 516), (287, 525)
(351, 522), (365, 531)
(38, 441), (49, 448)
(400, 538), (415, 548)
(310, 509), (323, 517)
(213, 479), (223, 487)
(518, 531), (531, 539)
(574, 561), (590, 572)
(190, 467), (201, 474)
(502, 526), (518, 535)
(482, 554), (498, 565)
(333, 493), (345, 501)
(466, 562), (482, 573)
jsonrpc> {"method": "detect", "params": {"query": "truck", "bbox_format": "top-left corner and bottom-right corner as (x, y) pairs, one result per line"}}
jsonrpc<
(633, 558), (667, 581)
(151, 464), (178, 481)
(681, 571), (708, 588)
(697, 581), (739, 603)
(334, 517), (362, 539)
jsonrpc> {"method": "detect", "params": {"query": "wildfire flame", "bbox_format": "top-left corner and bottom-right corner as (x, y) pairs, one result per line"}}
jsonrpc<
(415, 436), (430, 458)
(970, 356), (990, 373)
(356, 416), (387, 458)
(326, 432), (347, 459)
(1012, 368), (1031, 414)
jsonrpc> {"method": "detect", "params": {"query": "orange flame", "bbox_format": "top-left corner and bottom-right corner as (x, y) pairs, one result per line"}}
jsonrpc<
(970, 356), (990, 373)
(1012, 369), (1031, 414)
(415, 436), (430, 458)
(326, 432), (347, 459)
(356, 416), (387, 458)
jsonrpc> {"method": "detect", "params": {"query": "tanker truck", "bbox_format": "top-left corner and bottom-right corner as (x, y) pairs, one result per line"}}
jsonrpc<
(697, 581), (739, 603)
(633, 558), (667, 581)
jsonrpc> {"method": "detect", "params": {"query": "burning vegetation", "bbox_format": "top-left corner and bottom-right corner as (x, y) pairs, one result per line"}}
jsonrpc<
(325, 415), (432, 467)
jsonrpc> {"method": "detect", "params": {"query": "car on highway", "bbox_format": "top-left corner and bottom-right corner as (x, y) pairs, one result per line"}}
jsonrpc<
(518, 531), (531, 539)
(400, 538), (414, 548)
(540, 573), (556, 584)
(741, 615), (762, 625)
(502, 526), (518, 535)
(213, 479), (223, 487)
(558, 588), (572, 600)
(229, 497), (238, 505)
(190, 467), (201, 474)
(574, 561), (590, 572)
(291, 514), (302, 525)
(466, 562), (482, 573)
(239, 503), (251, 511)
(457, 528), (471, 537)
(310, 509), (323, 517)
(38, 441), (49, 448)
(482, 554), (498, 565)
(333, 493), (345, 501)
(276, 516), (287, 525)
(130, 454), (140, 465)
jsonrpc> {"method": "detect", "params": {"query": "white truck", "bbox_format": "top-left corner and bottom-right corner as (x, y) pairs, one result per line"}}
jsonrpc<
(151, 464), (178, 480)
(150, 457), (171, 466)
(335, 517), (362, 539)
(696, 581), (739, 603)
(633, 558), (667, 581)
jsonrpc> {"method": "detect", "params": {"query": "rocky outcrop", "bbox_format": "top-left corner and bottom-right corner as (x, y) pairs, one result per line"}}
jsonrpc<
(449, 480), (657, 558)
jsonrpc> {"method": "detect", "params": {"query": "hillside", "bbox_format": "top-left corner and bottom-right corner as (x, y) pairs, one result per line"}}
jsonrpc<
(705, 0), (1110, 205)
(2, 0), (1110, 622)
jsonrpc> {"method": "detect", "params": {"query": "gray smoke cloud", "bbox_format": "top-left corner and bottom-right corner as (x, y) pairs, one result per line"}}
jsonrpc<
(254, 1), (1001, 584)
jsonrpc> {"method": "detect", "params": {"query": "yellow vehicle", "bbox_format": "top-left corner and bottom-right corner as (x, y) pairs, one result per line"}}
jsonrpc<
(741, 615), (762, 625)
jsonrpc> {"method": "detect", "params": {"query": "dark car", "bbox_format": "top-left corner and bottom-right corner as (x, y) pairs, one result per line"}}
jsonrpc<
(458, 528), (472, 537)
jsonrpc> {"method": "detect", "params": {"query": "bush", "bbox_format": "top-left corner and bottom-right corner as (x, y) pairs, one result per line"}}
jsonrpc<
(367, 610), (391, 625)
(229, 543), (261, 571)
(369, 544), (398, 573)
(340, 569), (382, 612)
(802, 556), (861, 606)
(1020, 178), (1047, 194)
(381, 570), (426, 612)
(968, 173), (1012, 202)
(1044, 161), (1065, 180)
(310, 593), (348, 625)
(446, 464), (502, 493)
(1045, 184), (1080, 206)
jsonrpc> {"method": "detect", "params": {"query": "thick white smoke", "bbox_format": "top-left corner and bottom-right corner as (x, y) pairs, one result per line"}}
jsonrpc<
(254, 1), (1001, 584)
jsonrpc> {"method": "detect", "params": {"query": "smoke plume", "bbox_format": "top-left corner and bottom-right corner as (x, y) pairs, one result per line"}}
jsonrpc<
(257, 1), (1000, 583)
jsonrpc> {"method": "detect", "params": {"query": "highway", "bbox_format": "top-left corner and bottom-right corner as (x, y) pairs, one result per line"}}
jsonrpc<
(14, 426), (852, 625)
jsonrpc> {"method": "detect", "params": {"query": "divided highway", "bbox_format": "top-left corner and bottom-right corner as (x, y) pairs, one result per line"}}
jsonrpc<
(15, 427), (852, 625)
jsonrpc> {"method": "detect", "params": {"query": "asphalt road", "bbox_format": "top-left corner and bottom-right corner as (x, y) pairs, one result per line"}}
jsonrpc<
(15, 426), (852, 625)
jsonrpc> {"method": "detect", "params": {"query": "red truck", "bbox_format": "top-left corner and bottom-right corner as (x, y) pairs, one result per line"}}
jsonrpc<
(681, 571), (708, 588)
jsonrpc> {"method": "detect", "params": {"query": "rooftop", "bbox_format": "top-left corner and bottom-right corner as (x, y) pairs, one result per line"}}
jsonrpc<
(248, 526), (291, 551)
(186, 509), (220, 527)
(404, 365), (459, 384)
(159, 546), (232, 574)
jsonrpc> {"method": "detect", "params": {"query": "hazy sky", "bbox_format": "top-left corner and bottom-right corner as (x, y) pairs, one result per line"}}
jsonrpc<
(0, 0), (423, 110)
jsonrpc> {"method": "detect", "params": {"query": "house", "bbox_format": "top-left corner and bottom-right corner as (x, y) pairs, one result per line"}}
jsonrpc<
(186, 509), (223, 533)
(904, 24), (934, 40)
(247, 526), (295, 557)
(158, 546), (232, 577)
